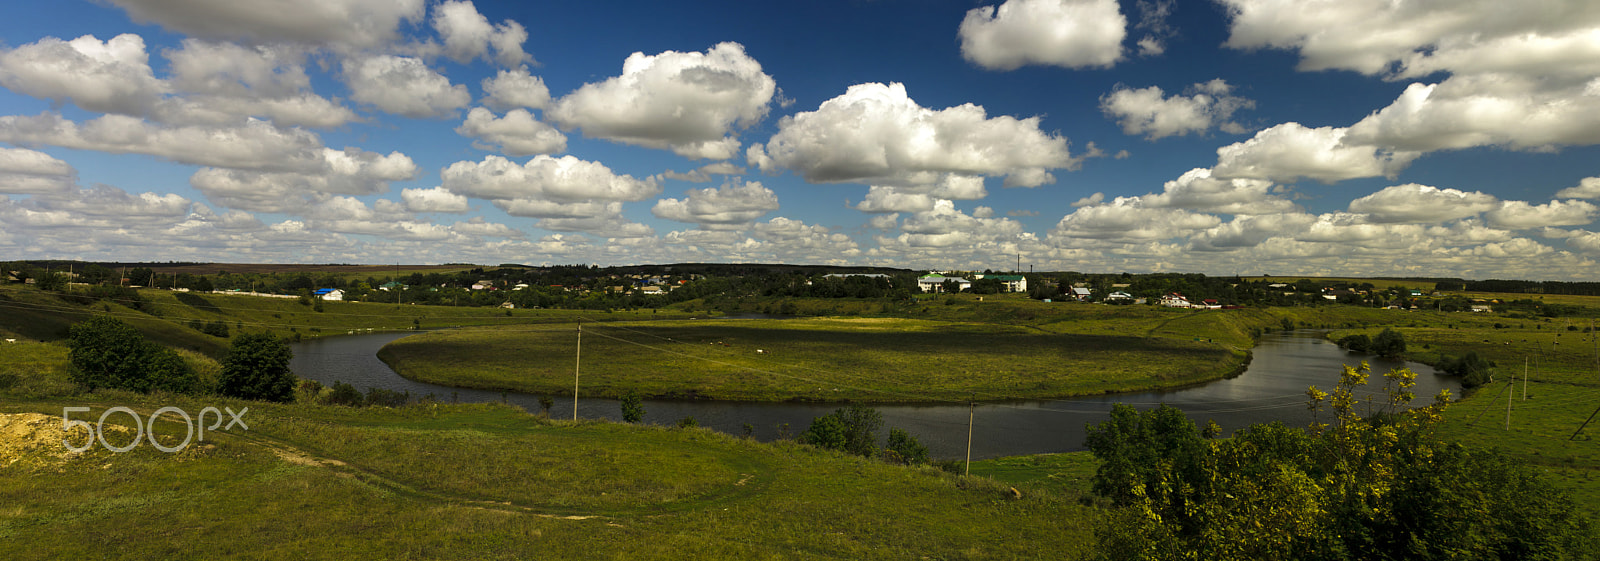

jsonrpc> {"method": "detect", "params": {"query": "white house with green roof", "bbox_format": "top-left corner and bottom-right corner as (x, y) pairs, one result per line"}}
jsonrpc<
(917, 273), (971, 293)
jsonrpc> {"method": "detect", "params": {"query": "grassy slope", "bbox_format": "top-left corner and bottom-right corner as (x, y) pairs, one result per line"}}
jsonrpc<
(1, 385), (1098, 559)
(378, 305), (1264, 402)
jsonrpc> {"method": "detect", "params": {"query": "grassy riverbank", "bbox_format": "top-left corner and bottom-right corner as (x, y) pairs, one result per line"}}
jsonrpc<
(377, 314), (1254, 402)
(1, 371), (1099, 559)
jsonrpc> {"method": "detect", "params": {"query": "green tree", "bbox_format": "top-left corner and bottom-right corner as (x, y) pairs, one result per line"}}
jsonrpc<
(799, 412), (847, 450)
(882, 428), (929, 465)
(1371, 327), (1406, 358)
(68, 316), (197, 393)
(1089, 363), (1594, 560)
(217, 332), (296, 402)
(800, 404), (882, 458)
(619, 391), (644, 423)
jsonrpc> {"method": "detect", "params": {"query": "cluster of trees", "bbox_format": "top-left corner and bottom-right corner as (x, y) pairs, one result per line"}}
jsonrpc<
(799, 405), (929, 466)
(67, 317), (296, 402)
(1437, 351), (1495, 388)
(1462, 279), (1600, 296)
(1336, 328), (1407, 358)
(1085, 364), (1593, 560)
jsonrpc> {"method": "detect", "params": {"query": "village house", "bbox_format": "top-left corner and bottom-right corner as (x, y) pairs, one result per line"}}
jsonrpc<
(1159, 292), (1191, 308)
(917, 274), (971, 293)
(313, 288), (344, 301)
(1071, 287), (1093, 301)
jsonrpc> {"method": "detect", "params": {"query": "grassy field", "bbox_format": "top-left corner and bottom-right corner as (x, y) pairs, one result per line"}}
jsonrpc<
(1, 374), (1100, 559)
(0, 285), (703, 359)
(378, 314), (1253, 402)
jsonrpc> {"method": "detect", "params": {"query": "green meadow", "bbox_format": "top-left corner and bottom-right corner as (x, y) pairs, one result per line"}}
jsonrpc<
(1, 367), (1099, 559)
(378, 310), (1258, 402)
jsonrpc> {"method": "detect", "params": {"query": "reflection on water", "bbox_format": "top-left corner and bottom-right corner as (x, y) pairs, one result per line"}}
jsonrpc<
(289, 329), (1459, 460)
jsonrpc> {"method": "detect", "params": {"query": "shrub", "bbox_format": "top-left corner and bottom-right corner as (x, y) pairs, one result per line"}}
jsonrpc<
(68, 316), (197, 394)
(620, 391), (644, 423)
(676, 416), (698, 429)
(1337, 333), (1372, 352)
(217, 332), (295, 402)
(322, 381), (364, 406)
(882, 428), (929, 465)
(364, 387), (410, 408)
(800, 404), (882, 458)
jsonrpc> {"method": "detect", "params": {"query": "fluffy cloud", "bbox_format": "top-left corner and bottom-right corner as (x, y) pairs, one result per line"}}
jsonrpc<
(1556, 177), (1600, 199)
(1344, 80), (1600, 152)
(0, 147), (76, 194)
(1223, 1), (1600, 155)
(401, 186), (469, 213)
(441, 154), (658, 202)
(450, 217), (522, 239)
(189, 148), (417, 212)
(0, 34), (165, 117)
(547, 42), (775, 160)
(104, 0), (425, 50)
(430, 0), (530, 67)
(1348, 184), (1500, 224)
(344, 55), (470, 118)
(750, 82), (1078, 188)
(1220, 0), (1600, 78)
(1142, 167), (1296, 215)
(1051, 196), (1221, 243)
(1101, 79), (1253, 140)
(1212, 123), (1419, 183)
(480, 66), (551, 111)
(33, 185), (192, 224)
(162, 40), (356, 128)
(652, 180), (779, 226)
(853, 176), (989, 214)
(0, 113), (331, 171)
(1188, 213), (1317, 251)
(887, 199), (1026, 249)
(959, 0), (1126, 70)
(1484, 199), (1598, 230)
(660, 162), (743, 183)
(455, 107), (566, 156)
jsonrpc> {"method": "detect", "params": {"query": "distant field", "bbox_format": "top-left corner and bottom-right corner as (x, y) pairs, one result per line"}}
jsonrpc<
(115, 262), (482, 276)
(0, 285), (702, 358)
(379, 314), (1252, 402)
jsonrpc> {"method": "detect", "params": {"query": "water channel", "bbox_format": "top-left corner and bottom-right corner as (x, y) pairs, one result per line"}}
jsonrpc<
(288, 328), (1460, 460)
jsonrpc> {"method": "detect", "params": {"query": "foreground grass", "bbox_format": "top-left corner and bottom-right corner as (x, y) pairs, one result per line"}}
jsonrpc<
(379, 316), (1250, 402)
(1, 391), (1098, 560)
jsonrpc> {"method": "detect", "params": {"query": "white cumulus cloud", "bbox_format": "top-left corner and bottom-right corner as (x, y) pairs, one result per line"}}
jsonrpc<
(455, 107), (566, 156)
(652, 179), (780, 226)
(1212, 123), (1419, 183)
(547, 42), (775, 160)
(343, 55), (470, 118)
(959, 0), (1127, 70)
(750, 82), (1079, 188)
(1101, 79), (1254, 140)
(1348, 184), (1500, 224)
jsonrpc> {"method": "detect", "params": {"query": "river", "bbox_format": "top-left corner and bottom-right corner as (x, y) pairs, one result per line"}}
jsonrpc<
(288, 328), (1460, 460)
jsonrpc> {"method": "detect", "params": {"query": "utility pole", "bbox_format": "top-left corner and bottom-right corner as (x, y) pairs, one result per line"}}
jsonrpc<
(1506, 379), (1514, 430)
(964, 396), (975, 476)
(1523, 357), (1528, 400)
(573, 323), (582, 421)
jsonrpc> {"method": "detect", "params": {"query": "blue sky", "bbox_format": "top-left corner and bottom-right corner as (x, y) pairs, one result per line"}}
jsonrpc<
(2, 0), (1599, 279)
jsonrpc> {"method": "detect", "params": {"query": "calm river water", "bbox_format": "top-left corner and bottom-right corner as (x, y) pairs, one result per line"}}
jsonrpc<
(288, 328), (1459, 460)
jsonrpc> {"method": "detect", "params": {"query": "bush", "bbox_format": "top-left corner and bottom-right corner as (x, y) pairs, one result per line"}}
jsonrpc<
(800, 404), (882, 458)
(323, 381), (364, 406)
(1439, 351), (1495, 388)
(676, 416), (698, 429)
(882, 428), (928, 465)
(217, 332), (295, 402)
(364, 387), (410, 408)
(1088, 365), (1595, 560)
(68, 316), (197, 394)
(620, 391), (644, 423)
(1337, 333), (1372, 352)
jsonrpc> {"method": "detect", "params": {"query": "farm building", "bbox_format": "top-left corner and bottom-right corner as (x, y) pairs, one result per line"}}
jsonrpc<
(313, 288), (344, 301)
